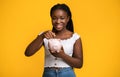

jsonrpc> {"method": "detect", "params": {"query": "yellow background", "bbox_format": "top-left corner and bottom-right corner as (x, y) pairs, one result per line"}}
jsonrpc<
(0, 0), (120, 77)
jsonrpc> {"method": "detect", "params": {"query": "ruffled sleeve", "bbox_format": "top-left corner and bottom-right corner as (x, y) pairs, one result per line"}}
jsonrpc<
(73, 33), (80, 41)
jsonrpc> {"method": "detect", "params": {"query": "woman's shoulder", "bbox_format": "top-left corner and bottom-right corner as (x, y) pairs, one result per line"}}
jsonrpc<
(66, 30), (80, 36)
(63, 30), (80, 41)
(73, 32), (80, 36)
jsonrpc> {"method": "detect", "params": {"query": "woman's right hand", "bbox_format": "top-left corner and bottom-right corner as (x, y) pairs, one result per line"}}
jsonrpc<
(43, 30), (56, 39)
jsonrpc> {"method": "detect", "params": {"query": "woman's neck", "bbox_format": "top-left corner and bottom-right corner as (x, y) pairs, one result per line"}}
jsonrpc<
(55, 29), (68, 35)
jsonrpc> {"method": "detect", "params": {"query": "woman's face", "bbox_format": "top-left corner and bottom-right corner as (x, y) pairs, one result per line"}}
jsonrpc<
(51, 9), (69, 31)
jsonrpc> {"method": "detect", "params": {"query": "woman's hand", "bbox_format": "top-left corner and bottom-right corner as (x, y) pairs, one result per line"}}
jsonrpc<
(49, 47), (65, 58)
(43, 30), (56, 39)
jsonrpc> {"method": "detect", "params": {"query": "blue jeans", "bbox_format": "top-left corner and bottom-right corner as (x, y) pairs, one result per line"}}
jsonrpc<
(42, 67), (76, 77)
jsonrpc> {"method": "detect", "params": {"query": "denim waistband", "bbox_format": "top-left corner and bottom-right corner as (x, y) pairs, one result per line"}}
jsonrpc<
(44, 67), (72, 72)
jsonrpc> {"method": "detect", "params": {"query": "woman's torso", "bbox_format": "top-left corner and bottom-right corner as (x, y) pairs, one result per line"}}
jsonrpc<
(43, 31), (80, 67)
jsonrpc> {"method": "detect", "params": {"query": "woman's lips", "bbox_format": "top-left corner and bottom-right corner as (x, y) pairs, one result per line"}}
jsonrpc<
(55, 24), (63, 29)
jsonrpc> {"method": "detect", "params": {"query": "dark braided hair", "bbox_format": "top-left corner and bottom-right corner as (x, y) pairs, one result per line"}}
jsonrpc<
(50, 3), (74, 32)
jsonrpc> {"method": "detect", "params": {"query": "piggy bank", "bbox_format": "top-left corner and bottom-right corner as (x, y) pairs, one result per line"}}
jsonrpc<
(48, 39), (62, 53)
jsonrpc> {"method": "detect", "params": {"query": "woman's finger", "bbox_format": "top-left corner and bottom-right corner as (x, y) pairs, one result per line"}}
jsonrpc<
(44, 30), (55, 39)
(48, 31), (54, 38)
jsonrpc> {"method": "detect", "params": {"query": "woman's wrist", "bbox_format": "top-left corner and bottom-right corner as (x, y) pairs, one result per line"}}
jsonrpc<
(38, 32), (45, 39)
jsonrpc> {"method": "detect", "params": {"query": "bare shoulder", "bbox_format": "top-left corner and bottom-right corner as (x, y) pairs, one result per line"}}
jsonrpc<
(64, 30), (74, 37)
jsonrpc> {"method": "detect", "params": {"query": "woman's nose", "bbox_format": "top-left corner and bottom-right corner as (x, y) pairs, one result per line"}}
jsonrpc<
(56, 19), (61, 23)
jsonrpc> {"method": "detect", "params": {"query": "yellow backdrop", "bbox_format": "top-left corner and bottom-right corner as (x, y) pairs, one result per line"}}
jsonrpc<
(0, 0), (120, 77)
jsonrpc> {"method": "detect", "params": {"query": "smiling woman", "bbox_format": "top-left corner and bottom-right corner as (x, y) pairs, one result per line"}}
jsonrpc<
(25, 3), (83, 77)
(1, 0), (120, 77)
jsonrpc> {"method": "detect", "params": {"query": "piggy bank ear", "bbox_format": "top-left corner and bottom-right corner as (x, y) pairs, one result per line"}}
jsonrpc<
(48, 39), (53, 44)
(48, 39), (51, 42)
(57, 39), (61, 41)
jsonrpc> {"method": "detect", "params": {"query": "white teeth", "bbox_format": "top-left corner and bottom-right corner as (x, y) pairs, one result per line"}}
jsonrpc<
(56, 25), (62, 28)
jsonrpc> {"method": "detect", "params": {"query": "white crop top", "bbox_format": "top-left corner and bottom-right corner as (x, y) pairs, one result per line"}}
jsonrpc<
(43, 33), (80, 67)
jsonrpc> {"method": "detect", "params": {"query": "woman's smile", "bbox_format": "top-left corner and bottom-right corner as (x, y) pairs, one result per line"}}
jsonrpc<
(55, 24), (63, 29)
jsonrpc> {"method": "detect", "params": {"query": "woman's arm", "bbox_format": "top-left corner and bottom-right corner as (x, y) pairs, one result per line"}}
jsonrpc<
(25, 30), (55, 57)
(62, 38), (83, 68)
(24, 33), (44, 56)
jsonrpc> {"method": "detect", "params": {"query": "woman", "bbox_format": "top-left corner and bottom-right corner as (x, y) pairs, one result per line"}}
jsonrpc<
(25, 3), (83, 77)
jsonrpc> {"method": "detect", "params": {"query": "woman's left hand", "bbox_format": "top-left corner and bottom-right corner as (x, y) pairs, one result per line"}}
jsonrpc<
(49, 47), (65, 58)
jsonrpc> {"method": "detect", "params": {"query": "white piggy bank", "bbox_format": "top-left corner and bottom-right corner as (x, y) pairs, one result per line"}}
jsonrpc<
(48, 39), (62, 53)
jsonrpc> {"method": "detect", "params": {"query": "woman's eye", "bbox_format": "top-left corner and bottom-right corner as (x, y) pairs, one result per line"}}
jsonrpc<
(52, 17), (65, 20)
(52, 17), (57, 20)
(60, 16), (66, 20)
(52, 18), (56, 20)
(60, 17), (65, 20)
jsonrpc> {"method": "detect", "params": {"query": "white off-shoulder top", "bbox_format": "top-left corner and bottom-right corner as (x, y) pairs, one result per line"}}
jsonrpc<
(43, 33), (80, 67)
